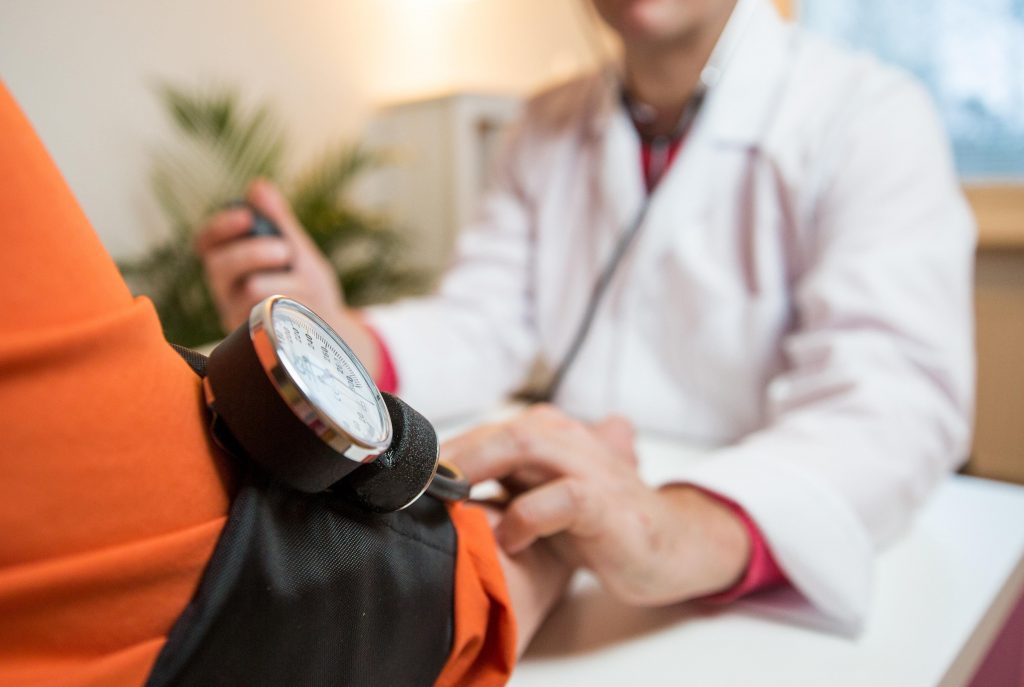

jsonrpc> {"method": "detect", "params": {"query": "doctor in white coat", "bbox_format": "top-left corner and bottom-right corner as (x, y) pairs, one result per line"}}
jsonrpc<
(197, 0), (975, 630)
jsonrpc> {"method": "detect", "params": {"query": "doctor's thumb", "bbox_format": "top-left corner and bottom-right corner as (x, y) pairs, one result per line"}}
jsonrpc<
(246, 178), (307, 242)
(591, 415), (637, 466)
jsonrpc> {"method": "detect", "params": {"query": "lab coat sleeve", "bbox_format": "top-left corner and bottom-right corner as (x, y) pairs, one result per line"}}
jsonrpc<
(363, 121), (540, 422)
(678, 74), (976, 629)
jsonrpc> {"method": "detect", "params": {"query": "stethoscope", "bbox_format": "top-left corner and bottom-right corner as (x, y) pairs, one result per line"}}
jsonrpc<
(526, 81), (710, 403)
(526, 0), (762, 404)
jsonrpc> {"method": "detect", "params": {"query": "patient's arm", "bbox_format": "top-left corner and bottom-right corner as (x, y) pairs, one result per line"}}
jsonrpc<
(487, 507), (574, 653)
(501, 538), (574, 653)
(0, 82), (550, 687)
(0, 82), (238, 687)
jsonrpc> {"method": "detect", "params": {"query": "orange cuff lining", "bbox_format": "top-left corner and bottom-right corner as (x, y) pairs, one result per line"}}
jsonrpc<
(434, 503), (516, 687)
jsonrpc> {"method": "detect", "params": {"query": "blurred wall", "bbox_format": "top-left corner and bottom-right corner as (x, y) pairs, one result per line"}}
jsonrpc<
(3, 0), (1020, 480)
(0, 0), (601, 258)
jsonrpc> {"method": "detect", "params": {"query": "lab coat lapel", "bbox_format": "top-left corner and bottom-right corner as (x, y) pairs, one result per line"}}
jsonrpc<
(613, 0), (796, 297)
(585, 0), (793, 255)
(702, 0), (794, 147)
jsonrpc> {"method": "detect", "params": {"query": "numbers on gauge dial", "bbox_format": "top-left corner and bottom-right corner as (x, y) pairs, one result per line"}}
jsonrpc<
(272, 305), (385, 445)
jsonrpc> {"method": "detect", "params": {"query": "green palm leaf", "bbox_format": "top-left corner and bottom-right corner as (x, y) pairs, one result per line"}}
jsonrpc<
(119, 83), (432, 347)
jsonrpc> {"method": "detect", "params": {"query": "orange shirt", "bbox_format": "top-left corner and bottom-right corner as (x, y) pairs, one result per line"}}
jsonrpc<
(0, 82), (513, 687)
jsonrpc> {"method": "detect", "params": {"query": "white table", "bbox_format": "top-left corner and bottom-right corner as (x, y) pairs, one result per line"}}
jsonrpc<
(506, 437), (1024, 687)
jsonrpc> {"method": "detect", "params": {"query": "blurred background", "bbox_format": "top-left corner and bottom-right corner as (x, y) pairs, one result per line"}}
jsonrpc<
(1, 0), (1021, 483)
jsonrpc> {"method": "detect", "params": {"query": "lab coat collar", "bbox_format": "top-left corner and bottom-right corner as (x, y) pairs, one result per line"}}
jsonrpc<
(584, 0), (793, 148)
(701, 0), (794, 145)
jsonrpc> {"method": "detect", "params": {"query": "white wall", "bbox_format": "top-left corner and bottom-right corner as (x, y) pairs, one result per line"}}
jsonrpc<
(0, 0), (602, 258)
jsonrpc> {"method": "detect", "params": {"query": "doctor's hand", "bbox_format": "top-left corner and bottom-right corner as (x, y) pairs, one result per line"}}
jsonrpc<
(444, 405), (752, 606)
(194, 179), (382, 375)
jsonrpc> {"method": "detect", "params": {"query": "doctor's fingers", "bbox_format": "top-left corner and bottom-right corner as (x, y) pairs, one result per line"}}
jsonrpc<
(495, 477), (606, 555)
(441, 427), (555, 493)
(194, 180), (312, 256)
(444, 412), (597, 484)
(499, 465), (562, 496)
(232, 271), (307, 308)
(590, 415), (638, 468)
(202, 239), (292, 327)
(194, 206), (253, 254)
(246, 179), (348, 309)
(246, 179), (316, 249)
(442, 422), (524, 484)
(204, 237), (292, 285)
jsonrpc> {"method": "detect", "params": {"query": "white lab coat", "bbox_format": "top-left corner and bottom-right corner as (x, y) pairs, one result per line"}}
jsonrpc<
(367, 0), (975, 630)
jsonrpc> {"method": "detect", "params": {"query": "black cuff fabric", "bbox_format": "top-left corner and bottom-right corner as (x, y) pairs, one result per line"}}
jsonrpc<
(145, 467), (455, 687)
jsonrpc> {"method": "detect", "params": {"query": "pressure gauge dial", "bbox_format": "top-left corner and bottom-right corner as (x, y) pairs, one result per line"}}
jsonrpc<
(203, 295), (466, 511)
(264, 297), (391, 460)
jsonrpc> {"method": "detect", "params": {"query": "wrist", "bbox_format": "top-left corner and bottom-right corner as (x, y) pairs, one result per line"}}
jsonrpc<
(481, 503), (575, 654)
(506, 539), (575, 655)
(655, 484), (752, 599)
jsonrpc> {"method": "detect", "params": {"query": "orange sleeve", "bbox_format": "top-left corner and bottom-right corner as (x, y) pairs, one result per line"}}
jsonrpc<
(0, 81), (516, 687)
(436, 503), (518, 687)
(0, 81), (231, 687)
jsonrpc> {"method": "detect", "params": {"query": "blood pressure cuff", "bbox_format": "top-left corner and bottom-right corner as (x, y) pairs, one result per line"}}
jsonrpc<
(146, 349), (456, 687)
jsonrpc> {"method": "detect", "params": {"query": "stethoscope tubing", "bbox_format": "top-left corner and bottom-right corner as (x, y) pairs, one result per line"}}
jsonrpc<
(532, 88), (706, 403)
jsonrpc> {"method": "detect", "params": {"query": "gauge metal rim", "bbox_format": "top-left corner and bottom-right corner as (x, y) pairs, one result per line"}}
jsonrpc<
(248, 295), (393, 463)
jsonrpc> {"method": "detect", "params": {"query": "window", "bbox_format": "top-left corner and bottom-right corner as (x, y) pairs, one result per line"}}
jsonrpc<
(800, 0), (1024, 180)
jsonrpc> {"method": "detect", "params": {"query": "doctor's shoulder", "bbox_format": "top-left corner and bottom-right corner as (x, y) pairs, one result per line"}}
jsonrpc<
(761, 29), (957, 204)
(486, 70), (609, 194)
(519, 71), (607, 137)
